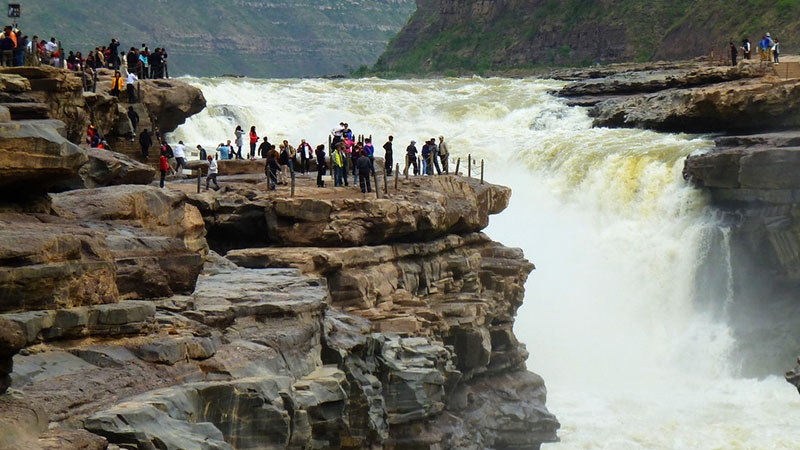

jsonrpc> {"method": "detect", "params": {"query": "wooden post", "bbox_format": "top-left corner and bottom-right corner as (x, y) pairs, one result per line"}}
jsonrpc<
(467, 154), (471, 178)
(196, 169), (201, 193)
(291, 170), (296, 197)
(455, 158), (460, 175)
(373, 170), (380, 199)
(480, 159), (484, 185)
(395, 163), (399, 190)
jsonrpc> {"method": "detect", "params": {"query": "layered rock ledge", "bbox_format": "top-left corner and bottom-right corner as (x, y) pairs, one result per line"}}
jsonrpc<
(0, 65), (558, 450)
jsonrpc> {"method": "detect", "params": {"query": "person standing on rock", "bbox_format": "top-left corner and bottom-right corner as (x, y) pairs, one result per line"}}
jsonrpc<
(383, 135), (393, 176)
(173, 140), (187, 174)
(332, 143), (346, 187)
(741, 38), (751, 60)
(126, 70), (137, 103)
(356, 149), (373, 194)
(266, 145), (281, 190)
(315, 144), (327, 187)
(729, 42), (737, 66)
(234, 125), (244, 159)
(159, 149), (170, 188)
(258, 136), (271, 159)
(206, 155), (220, 191)
(196, 144), (207, 161)
(127, 106), (139, 141)
(217, 142), (229, 160)
(438, 135), (450, 174)
(773, 39), (780, 64)
(429, 137), (441, 175)
(249, 126), (258, 159)
(139, 129), (152, 160)
(109, 70), (124, 98)
(298, 139), (312, 174)
(404, 140), (419, 176)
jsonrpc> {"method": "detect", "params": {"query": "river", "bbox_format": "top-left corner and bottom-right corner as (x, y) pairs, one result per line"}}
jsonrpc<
(170, 76), (800, 449)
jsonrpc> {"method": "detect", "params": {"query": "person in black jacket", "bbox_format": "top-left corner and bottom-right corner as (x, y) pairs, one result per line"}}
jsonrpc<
(404, 140), (418, 176)
(315, 144), (327, 187)
(383, 135), (393, 175)
(356, 149), (372, 193)
(139, 129), (152, 160)
(258, 136), (271, 159)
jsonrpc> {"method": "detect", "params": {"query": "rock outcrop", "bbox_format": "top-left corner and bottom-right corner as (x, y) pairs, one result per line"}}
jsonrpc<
(553, 60), (800, 390)
(552, 60), (800, 134)
(0, 65), (558, 449)
(682, 132), (800, 380)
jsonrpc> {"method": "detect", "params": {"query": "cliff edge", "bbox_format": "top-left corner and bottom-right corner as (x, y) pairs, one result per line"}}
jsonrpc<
(0, 68), (559, 449)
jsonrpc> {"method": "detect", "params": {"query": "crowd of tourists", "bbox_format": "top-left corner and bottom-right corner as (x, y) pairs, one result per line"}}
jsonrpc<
(729, 32), (780, 66)
(0, 25), (169, 83)
(152, 122), (453, 193)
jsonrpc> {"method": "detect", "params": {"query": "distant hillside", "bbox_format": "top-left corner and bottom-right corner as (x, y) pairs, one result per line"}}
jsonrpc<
(13, 0), (416, 78)
(374, 0), (800, 75)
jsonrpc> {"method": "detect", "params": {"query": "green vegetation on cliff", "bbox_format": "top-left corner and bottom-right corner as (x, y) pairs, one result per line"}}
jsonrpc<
(14, 0), (415, 78)
(373, 0), (800, 76)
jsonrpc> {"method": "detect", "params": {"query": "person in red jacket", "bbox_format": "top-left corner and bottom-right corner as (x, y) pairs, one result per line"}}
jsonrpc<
(159, 149), (170, 188)
(249, 125), (258, 159)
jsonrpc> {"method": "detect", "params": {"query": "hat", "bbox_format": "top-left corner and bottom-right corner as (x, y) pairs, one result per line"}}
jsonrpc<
(767, 32), (771, 37)
(207, 155), (213, 161)
(411, 140), (416, 144)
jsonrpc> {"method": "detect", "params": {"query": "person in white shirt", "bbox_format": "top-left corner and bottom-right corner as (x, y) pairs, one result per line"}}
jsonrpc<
(126, 71), (138, 103)
(205, 155), (220, 190)
(173, 140), (187, 174)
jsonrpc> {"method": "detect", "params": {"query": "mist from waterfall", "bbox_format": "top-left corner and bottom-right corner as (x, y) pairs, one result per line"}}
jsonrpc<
(170, 76), (800, 449)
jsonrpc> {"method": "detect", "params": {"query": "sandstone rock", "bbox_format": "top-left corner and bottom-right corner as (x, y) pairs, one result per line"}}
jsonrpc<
(591, 77), (800, 133)
(139, 79), (206, 134)
(38, 428), (107, 450)
(0, 318), (25, 394)
(0, 215), (118, 313)
(188, 176), (510, 248)
(69, 146), (155, 189)
(0, 119), (87, 196)
(49, 185), (207, 298)
(558, 63), (761, 99)
(0, 393), (48, 450)
(0, 73), (31, 92)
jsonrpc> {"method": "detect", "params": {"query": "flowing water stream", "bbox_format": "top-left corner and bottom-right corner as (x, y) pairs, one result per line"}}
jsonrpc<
(171, 76), (800, 449)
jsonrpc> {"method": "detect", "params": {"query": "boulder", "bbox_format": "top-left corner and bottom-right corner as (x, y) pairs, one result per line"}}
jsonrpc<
(139, 78), (206, 134)
(0, 214), (118, 313)
(0, 318), (25, 393)
(0, 119), (87, 197)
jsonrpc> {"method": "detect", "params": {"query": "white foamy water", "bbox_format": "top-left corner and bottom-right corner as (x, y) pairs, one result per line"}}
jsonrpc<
(171, 76), (800, 449)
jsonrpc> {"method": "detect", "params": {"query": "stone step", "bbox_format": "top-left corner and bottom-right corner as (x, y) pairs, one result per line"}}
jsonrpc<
(0, 102), (50, 120)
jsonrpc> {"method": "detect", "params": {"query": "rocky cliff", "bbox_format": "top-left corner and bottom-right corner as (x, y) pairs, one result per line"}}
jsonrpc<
(375, 0), (800, 75)
(552, 58), (800, 386)
(0, 67), (559, 449)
